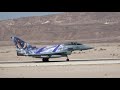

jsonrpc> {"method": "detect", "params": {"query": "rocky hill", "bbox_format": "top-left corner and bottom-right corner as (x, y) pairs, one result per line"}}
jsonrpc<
(0, 12), (120, 44)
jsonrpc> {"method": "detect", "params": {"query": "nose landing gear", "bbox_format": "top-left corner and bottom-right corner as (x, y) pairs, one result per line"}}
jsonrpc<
(66, 55), (69, 61)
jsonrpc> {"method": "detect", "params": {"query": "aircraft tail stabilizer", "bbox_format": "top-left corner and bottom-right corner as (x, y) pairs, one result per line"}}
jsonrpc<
(11, 36), (31, 49)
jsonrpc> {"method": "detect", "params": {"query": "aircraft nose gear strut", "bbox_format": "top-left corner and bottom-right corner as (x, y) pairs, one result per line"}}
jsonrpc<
(66, 55), (69, 61)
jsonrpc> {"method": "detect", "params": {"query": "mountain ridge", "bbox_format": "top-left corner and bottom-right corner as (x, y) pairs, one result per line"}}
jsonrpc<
(0, 12), (120, 43)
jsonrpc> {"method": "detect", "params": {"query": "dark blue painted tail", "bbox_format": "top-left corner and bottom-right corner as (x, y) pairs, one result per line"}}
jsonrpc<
(11, 36), (37, 50)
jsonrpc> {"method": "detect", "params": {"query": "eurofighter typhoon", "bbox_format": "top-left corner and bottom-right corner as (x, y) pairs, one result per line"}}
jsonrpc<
(11, 36), (93, 62)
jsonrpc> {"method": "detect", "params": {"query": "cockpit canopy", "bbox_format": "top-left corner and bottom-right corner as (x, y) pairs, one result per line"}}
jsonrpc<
(64, 42), (83, 45)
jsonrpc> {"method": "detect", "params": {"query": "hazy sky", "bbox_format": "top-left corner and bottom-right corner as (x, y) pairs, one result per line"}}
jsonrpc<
(0, 12), (63, 20)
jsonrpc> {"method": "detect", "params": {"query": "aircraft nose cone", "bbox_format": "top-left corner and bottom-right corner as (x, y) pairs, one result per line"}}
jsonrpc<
(84, 45), (94, 49)
(88, 46), (94, 49)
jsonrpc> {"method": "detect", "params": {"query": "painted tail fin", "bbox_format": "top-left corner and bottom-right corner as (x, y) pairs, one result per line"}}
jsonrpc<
(11, 36), (37, 49)
(11, 36), (37, 56)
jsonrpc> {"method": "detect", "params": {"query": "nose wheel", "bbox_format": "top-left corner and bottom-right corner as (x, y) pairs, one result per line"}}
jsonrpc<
(66, 59), (69, 61)
(66, 55), (69, 61)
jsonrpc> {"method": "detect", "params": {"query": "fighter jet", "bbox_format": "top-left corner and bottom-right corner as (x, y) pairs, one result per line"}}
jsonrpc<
(11, 36), (93, 62)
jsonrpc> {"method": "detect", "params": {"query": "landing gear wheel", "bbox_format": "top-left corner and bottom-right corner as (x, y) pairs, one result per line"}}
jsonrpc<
(66, 55), (69, 61)
(42, 58), (49, 62)
(66, 59), (69, 61)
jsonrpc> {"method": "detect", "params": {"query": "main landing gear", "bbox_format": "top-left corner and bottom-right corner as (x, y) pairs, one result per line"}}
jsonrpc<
(42, 58), (49, 62)
(42, 56), (70, 62)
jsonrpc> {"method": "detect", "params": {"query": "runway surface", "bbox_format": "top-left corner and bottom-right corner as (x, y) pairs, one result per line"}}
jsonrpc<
(0, 59), (120, 67)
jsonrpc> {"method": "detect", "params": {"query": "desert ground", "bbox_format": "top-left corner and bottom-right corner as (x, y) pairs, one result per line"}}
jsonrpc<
(0, 42), (120, 78)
